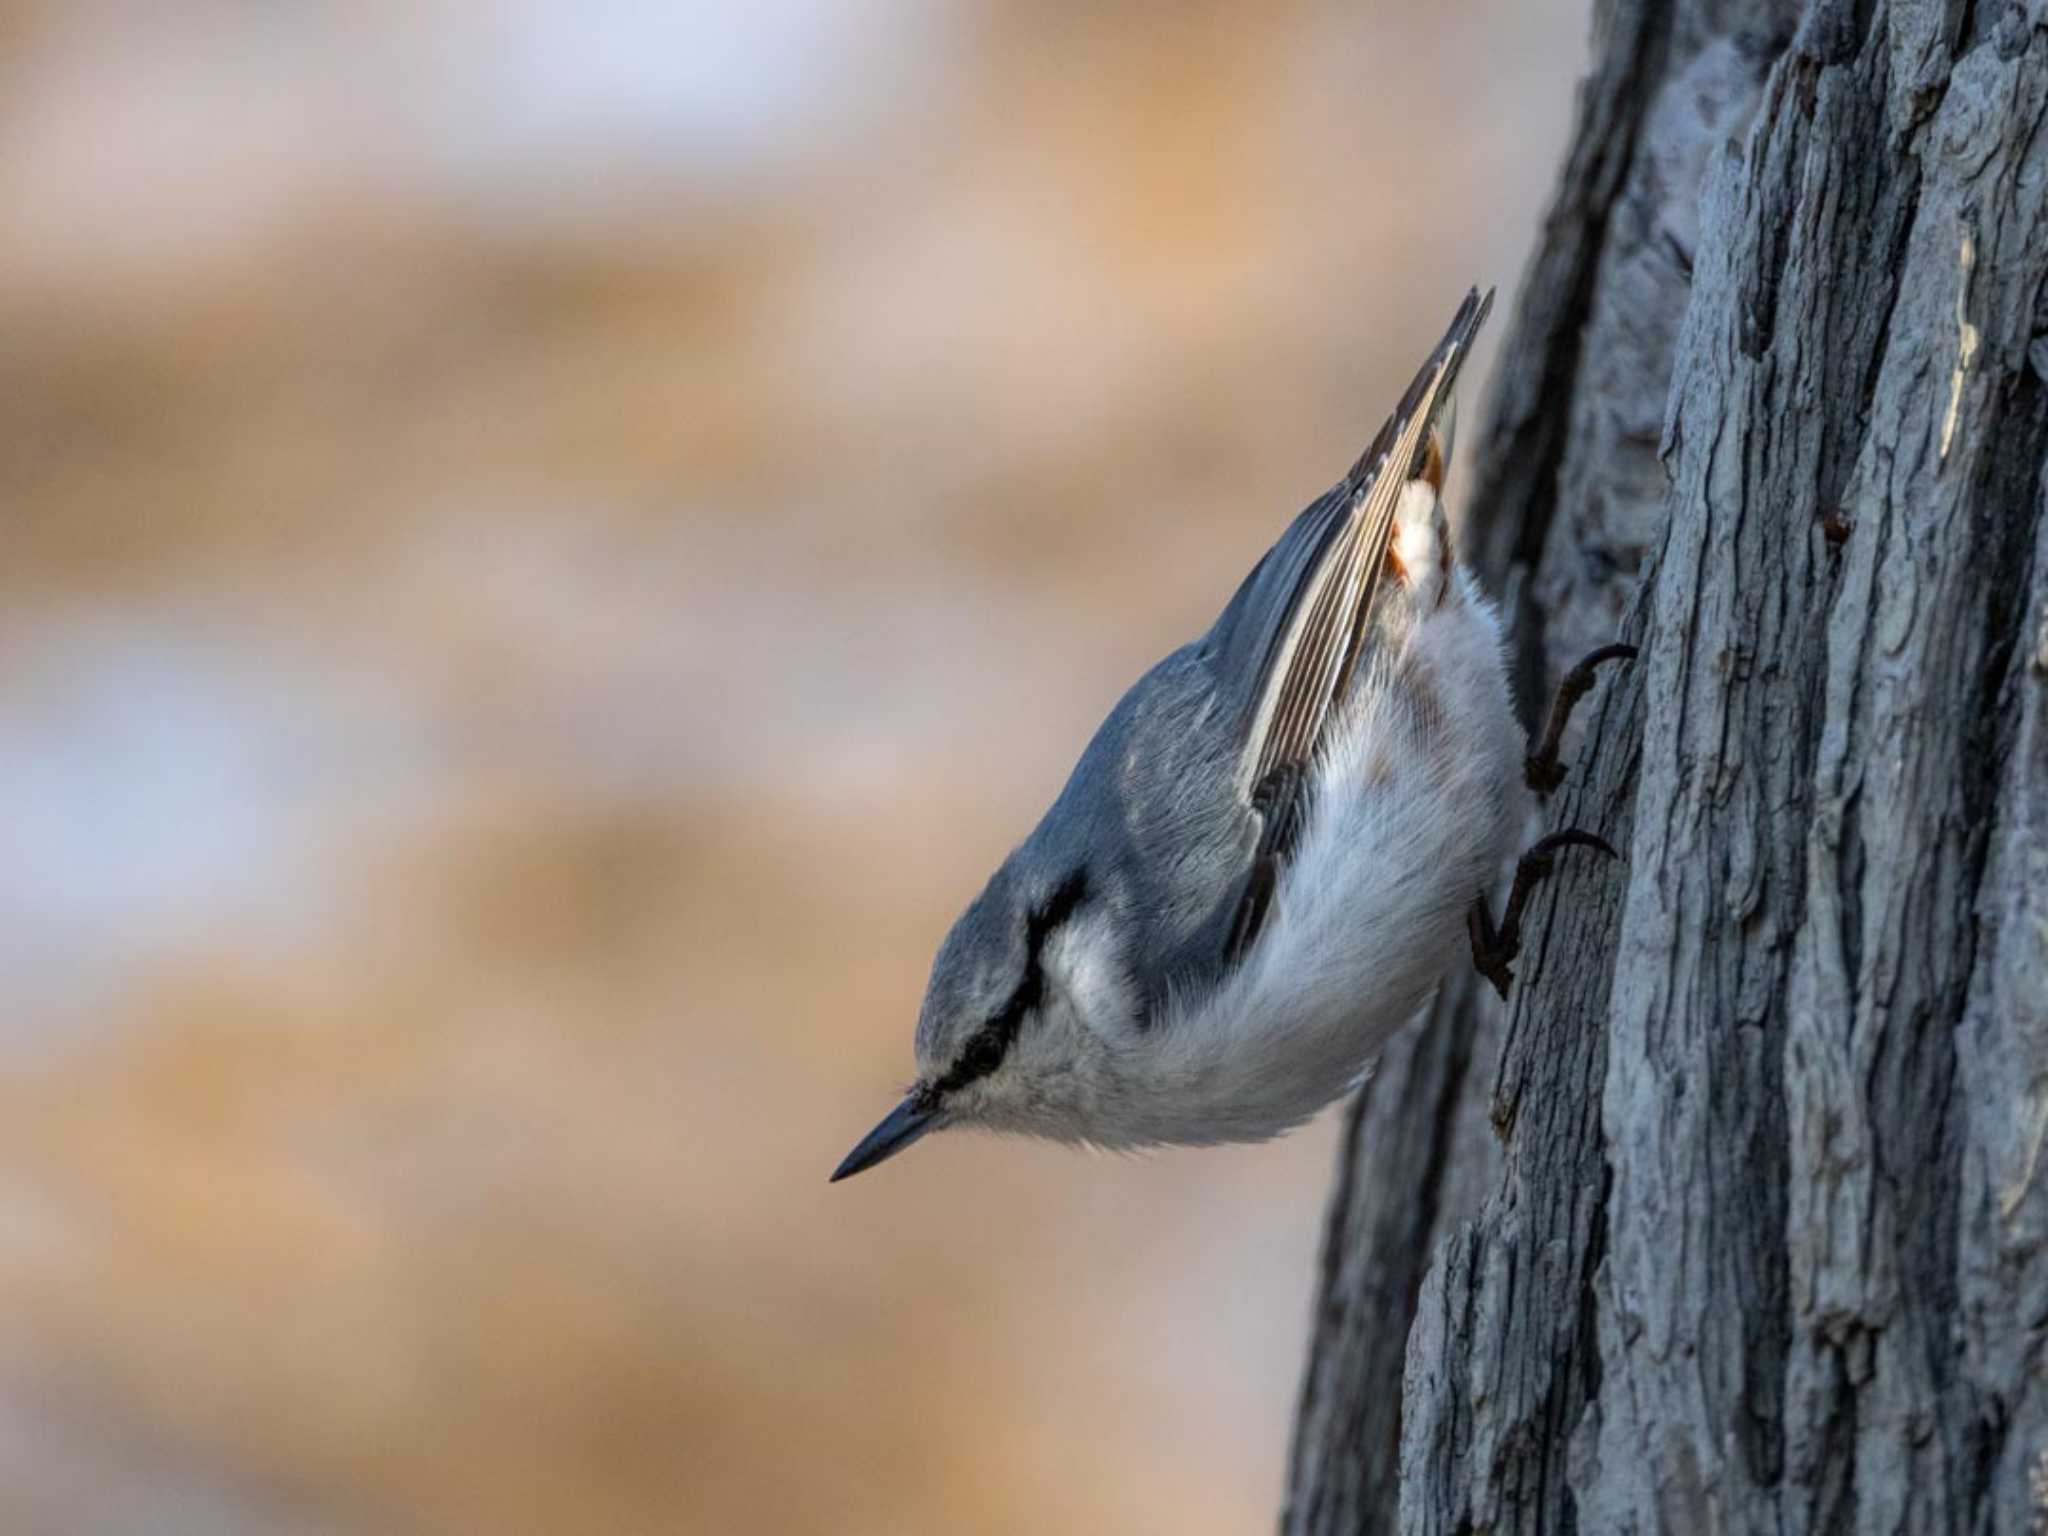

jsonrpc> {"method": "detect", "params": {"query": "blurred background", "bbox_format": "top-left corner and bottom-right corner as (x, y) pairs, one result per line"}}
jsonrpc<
(0, 2), (1586, 1531)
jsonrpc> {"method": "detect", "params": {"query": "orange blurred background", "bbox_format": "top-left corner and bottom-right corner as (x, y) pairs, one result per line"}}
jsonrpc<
(0, 3), (1584, 1531)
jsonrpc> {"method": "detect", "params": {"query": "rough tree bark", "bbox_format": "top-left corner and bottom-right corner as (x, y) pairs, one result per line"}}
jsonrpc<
(1283, 2), (2048, 1532)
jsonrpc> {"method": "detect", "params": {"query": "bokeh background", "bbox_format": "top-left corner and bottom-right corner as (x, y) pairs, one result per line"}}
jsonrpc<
(0, 3), (1586, 1531)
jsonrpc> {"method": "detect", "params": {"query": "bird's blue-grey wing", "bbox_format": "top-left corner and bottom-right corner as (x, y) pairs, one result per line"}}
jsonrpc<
(1200, 287), (1494, 958)
(1209, 288), (1492, 787)
(1029, 290), (1495, 1011)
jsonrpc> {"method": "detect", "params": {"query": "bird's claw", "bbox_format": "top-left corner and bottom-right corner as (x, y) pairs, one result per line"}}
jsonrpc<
(1526, 643), (1638, 795)
(1467, 827), (1619, 999)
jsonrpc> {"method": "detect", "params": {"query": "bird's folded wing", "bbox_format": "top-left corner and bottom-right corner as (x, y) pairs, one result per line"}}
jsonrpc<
(1235, 286), (1491, 799)
(1206, 287), (1492, 961)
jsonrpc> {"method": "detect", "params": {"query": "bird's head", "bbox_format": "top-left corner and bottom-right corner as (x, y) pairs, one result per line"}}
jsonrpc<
(831, 854), (1144, 1181)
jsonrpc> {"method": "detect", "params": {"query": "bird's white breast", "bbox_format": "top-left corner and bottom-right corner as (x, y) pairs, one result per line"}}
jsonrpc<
(1104, 549), (1524, 1149)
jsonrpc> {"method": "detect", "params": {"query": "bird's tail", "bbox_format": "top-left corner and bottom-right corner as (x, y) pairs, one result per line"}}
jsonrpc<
(1343, 285), (1494, 496)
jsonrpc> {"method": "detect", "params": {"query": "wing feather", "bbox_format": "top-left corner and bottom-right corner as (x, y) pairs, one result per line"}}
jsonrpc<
(1197, 287), (1492, 966)
(1235, 286), (1493, 796)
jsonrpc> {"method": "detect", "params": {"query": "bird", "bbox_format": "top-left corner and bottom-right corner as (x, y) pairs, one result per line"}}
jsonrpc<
(831, 288), (1631, 1182)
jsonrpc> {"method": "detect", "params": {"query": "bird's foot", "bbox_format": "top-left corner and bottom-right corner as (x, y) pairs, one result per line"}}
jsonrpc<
(1467, 829), (1617, 1000)
(1525, 643), (1637, 795)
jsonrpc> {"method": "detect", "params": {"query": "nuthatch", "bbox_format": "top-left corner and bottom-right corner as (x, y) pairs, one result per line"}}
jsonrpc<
(834, 289), (1630, 1180)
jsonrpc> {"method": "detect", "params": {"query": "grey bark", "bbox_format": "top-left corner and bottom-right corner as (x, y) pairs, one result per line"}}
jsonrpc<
(1283, 2), (2048, 1533)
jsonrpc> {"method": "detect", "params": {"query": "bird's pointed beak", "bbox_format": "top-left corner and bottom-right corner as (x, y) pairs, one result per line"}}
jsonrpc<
(830, 1093), (939, 1183)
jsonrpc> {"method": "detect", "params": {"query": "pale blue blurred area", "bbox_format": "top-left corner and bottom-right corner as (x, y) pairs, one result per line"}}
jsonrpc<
(0, 609), (423, 1032)
(2, 0), (958, 267)
(420, 0), (962, 196)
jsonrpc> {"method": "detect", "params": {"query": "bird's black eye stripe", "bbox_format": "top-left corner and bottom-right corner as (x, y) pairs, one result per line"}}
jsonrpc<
(927, 870), (1087, 1101)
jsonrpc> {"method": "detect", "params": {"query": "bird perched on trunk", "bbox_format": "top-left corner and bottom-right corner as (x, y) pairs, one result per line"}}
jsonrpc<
(833, 288), (1629, 1181)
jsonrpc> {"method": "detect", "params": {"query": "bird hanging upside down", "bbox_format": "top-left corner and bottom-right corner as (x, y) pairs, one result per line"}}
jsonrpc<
(834, 288), (1632, 1181)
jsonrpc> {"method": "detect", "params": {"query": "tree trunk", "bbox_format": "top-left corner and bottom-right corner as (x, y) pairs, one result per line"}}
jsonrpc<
(1283, 2), (2048, 1532)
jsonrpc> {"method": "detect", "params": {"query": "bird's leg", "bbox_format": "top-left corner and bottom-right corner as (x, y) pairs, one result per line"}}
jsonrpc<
(1525, 643), (1637, 795)
(1467, 829), (1616, 1000)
